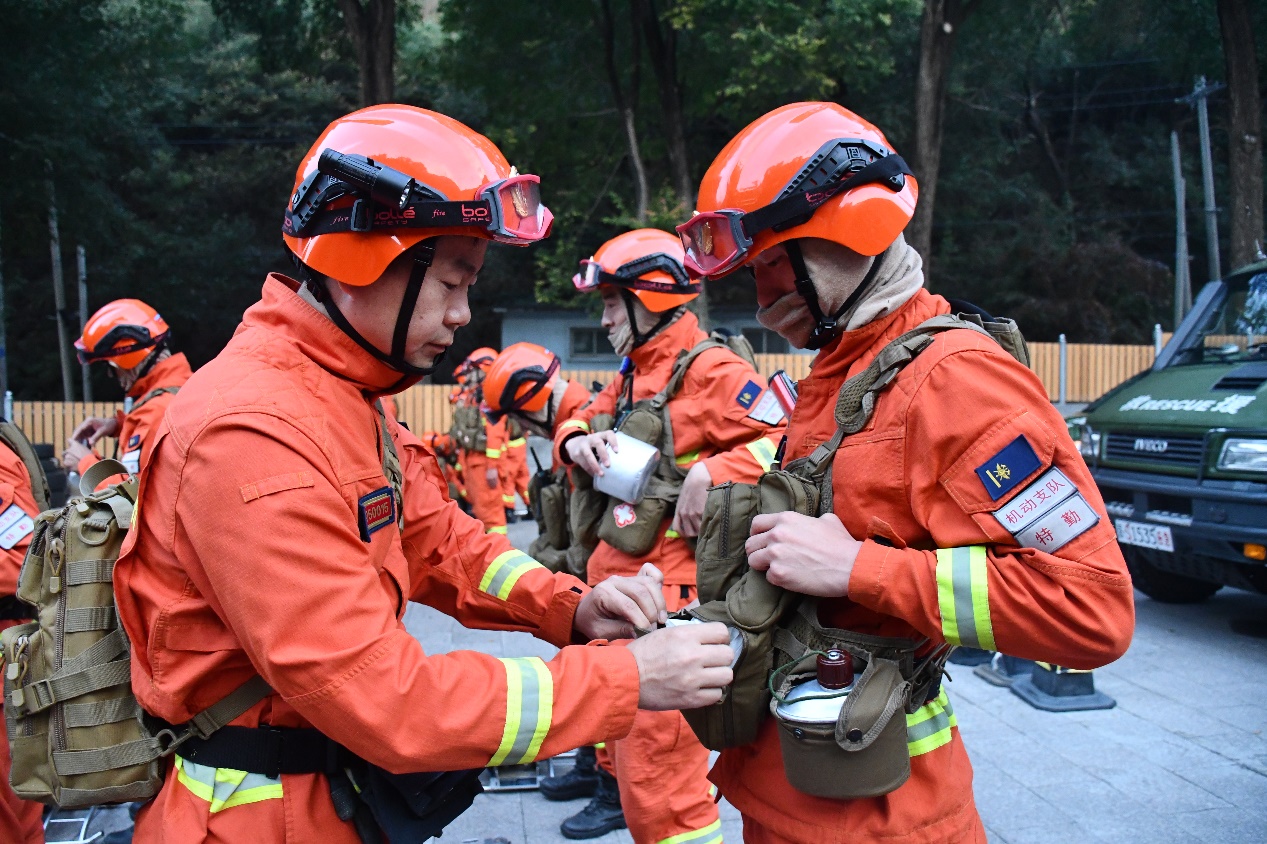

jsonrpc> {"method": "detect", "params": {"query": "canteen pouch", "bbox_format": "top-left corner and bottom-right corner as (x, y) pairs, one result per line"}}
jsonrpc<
(597, 495), (669, 556)
(771, 653), (912, 799)
(615, 406), (662, 449)
(677, 601), (774, 750)
(694, 482), (759, 606)
(534, 477), (569, 551)
(527, 535), (568, 573)
(569, 471), (606, 551)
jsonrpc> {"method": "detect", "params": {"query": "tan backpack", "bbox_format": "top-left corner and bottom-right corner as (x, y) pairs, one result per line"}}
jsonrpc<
(0, 419), (52, 514)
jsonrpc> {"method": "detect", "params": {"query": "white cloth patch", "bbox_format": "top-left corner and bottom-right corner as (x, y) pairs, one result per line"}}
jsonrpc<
(1013, 493), (1099, 553)
(994, 467), (1097, 552)
(121, 449), (141, 474)
(0, 503), (34, 550)
(746, 389), (786, 425)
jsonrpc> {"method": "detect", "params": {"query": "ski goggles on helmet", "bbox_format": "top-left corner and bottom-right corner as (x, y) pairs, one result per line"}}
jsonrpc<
(676, 138), (912, 278)
(485, 356), (561, 424)
(572, 252), (700, 295)
(283, 149), (553, 244)
(75, 324), (168, 364)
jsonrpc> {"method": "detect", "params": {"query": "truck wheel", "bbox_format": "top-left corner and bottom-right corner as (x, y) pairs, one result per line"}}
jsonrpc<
(1123, 546), (1222, 604)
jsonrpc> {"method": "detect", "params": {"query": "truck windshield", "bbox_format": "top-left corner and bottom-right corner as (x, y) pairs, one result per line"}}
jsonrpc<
(1168, 272), (1267, 366)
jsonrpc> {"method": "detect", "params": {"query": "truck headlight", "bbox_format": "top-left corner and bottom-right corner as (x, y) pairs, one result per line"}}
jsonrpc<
(1067, 417), (1100, 459)
(1217, 439), (1267, 473)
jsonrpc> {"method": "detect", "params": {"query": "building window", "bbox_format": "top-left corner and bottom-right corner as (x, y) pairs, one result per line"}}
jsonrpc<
(742, 327), (790, 354)
(571, 326), (616, 358)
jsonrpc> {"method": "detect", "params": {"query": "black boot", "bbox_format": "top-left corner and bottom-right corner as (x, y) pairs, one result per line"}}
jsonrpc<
(559, 769), (625, 839)
(540, 746), (599, 802)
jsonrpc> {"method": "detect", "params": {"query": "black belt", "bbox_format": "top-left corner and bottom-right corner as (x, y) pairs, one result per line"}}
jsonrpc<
(177, 725), (350, 779)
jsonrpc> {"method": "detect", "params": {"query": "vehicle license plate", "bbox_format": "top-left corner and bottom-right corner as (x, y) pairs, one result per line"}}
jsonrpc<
(1115, 519), (1175, 552)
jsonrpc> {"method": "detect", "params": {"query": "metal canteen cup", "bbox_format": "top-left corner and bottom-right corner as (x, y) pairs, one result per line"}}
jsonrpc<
(592, 431), (660, 504)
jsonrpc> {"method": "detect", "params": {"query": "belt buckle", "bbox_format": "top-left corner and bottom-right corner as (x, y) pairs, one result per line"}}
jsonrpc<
(262, 726), (285, 779)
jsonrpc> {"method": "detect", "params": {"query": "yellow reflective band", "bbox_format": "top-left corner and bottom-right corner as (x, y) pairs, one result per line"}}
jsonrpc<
(657, 819), (723, 844)
(508, 438), (527, 448)
(479, 549), (545, 600)
(175, 756), (283, 813)
(560, 419), (590, 434)
(502, 494), (516, 505)
(594, 742), (606, 750)
(454, 463), (463, 471)
(675, 450), (702, 467)
(489, 657), (554, 766)
(664, 529), (682, 539)
(935, 546), (995, 651)
(906, 689), (957, 757)
(486, 447), (503, 459)
(744, 437), (778, 472)
(487, 525), (508, 535)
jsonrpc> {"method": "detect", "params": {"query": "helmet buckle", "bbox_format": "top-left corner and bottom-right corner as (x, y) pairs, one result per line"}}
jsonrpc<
(350, 199), (372, 233)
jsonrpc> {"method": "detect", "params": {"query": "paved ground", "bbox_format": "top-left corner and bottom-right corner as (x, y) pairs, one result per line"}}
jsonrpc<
(406, 518), (1267, 844)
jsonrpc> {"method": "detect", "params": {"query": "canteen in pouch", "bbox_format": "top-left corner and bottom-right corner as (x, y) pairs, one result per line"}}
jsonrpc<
(592, 431), (660, 505)
(596, 406), (675, 557)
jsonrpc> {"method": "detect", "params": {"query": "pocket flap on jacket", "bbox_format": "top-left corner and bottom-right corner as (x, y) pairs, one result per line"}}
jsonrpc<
(240, 472), (315, 503)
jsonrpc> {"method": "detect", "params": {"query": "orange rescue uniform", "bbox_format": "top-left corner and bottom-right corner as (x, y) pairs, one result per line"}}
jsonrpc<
(75, 352), (192, 477)
(712, 288), (1135, 843)
(114, 275), (641, 844)
(465, 414), (509, 533)
(0, 440), (44, 844)
(502, 421), (532, 509)
(555, 311), (784, 844)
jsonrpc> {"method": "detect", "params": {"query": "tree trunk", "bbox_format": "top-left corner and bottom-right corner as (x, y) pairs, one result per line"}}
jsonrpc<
(908, 0), (981, 283)
(1218, 0), (1264, 267)
(595, 0), (649, 223)
(338, 0), (396, 106)
(637, 0), (694, 213)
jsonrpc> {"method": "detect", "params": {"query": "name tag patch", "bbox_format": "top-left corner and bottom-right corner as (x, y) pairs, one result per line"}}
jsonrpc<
(993, 467), (1098, 552)
(745, 388), (786, 425)
(735, 380), (761, 410)
(358, 487), (396, 541)
(975, 436), (1041, 501)
(0, 504), (34, 550)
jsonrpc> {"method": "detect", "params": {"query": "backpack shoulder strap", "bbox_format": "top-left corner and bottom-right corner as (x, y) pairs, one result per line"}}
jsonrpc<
(652, 338), (730, 409)
(375, 401), (404, 529)
(129, 385), (181, 414)
(0, 419), (51, 512)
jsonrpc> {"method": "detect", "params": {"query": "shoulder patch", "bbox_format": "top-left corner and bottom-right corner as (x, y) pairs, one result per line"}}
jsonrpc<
(736, 380), (761, 410)
(358, 486), (397, 541)
(975, 435), (1040, 501)
(127, 434), (141, 449)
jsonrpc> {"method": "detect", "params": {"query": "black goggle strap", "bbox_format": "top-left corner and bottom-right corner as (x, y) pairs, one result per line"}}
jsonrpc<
(285, 197), (497, 238)
(740, 153), (912, 239)
(79, 325), (166, 364)
(786, 240), (886, 350)
(500, 357), (560, 414)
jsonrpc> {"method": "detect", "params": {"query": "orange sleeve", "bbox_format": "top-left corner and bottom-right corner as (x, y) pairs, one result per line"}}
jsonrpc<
(392, 421), (591, 648)
(173, 415), (640, 775)
(846, 344), (1135, 670)
(0, 450), (39, 595)
(687, 351), (788, 483)
(553, 377), (621, 465)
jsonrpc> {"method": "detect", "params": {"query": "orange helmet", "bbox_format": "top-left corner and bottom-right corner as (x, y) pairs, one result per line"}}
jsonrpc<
(75, 299), (170, 371)
(678, 103), (917, 280)
(483, 343), (560, 423)
(573, 228), (699, 313)
(283, 105), (552, 288)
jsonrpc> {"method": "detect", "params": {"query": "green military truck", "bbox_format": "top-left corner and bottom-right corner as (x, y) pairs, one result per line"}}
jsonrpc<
(1067, 259), (1267, 603)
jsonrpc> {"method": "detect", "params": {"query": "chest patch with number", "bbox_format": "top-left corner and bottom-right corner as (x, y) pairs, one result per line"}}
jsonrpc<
(0, 504), (34, 550)
(358, 487), (396, 541)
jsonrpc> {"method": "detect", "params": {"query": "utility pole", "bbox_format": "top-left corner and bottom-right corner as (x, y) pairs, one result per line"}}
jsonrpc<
(0, 206), (8, 400)
(46, 164), (75, 402)
(77, 246), (91, 401)
(1179, 77), (1226, 284)
(1170, 131), (1192, 327)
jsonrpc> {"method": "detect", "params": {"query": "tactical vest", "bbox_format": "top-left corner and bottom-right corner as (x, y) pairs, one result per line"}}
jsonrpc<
(450, 404), (486, 453)
(685, 313), (1028, 799)
(128, 385), (181, 414)
(0, 419), (52, 515)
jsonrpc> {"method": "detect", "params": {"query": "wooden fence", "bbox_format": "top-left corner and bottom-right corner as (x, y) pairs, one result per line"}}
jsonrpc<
(8, 344), (1160, 449)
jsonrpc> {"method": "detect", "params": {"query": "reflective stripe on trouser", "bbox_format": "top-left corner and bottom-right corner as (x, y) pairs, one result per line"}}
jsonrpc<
(174, 755), (283, 813)
(935, 546), (996, 650)
(658, 819), (722, 844)
(480, 549), (545, 599)
(489, 658), (553, 766)
(906, 688), (956, 757)
(743, 437), (778, 472)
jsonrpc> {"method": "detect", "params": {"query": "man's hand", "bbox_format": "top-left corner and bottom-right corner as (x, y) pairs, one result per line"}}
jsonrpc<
(61, 439), (93, 474)
(565, 431), (619, 477)
(669, 462), (712, 538)
(574, 563), (668, 641)
(628, 623), (735, 710)
(745, 511), (860, 597)
(70, 416), (119, 446)
(485, 468), (499, 489)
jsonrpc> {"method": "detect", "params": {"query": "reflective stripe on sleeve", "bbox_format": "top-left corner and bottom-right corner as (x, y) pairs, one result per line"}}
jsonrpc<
(657, 819), (723, 844)
(906, 688), (957, 757)
(486, 447), (503, 459)
(935, 546), (996, 650)
(487, 525), (508, 535)
(559, 419), (590, 434)
(664, 528), (682, 539)
(508, 438), (527, 448)
(479, 549), (545, 600)
(489, 657), (554, 766)
(174, 756), (282, 813)
(743, 437), (778, 472)
(675, 450), (701, 467)
(502, 494), (516, 505)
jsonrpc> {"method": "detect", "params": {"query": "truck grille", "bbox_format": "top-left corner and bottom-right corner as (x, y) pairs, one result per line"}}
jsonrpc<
(1103, 432), (1205, 469)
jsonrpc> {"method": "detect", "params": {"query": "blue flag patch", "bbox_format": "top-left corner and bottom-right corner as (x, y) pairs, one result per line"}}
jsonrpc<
(736, 380), (761, 410)
(127, 434), (141, 449)
(975, 435), (1041, 501)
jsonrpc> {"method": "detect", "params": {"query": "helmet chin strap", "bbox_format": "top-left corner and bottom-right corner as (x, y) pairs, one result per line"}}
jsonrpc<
(784, 239), (884, 351)
(294, 245), (441, 382)
(620, 289), (680, 351)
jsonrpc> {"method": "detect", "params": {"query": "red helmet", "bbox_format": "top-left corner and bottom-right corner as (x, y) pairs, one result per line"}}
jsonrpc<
(678, 103), (917, 280)
(75, 299), (170, 370)
(573, 229), (699, 313)
(483, 343), (560, 423)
